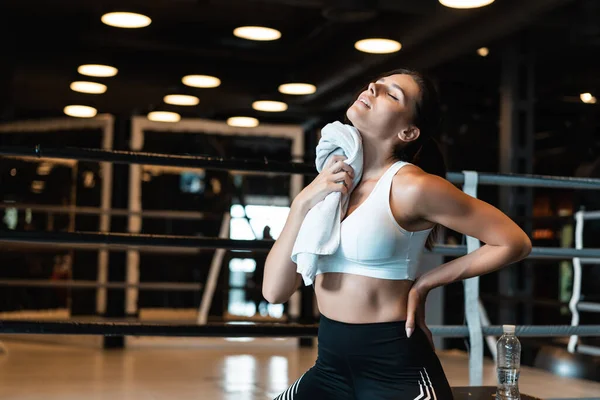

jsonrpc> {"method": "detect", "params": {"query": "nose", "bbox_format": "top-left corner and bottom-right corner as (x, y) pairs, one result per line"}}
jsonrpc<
(368, 82), (376, 96)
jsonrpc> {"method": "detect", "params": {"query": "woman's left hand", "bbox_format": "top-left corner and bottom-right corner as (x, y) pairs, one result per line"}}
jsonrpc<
(406, 282), (434, 350)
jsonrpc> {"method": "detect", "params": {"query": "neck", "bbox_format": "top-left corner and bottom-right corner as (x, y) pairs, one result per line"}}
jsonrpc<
(360, 133), (397, 181)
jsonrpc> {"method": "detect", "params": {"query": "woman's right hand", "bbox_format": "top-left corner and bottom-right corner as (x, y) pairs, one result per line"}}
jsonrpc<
(293, 155), (355, 211)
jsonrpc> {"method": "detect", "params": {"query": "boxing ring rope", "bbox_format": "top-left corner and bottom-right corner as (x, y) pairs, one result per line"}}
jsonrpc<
(445, 172), (600, 189)
(2, 144), (600, 189)
(0, 279), (203, 291)
(2, 144), (600, 387)
(2, 230), (599, 259)
(1, 320), (599, 338)
(0, 146), (314, 174)
(0, 203), (220, 221)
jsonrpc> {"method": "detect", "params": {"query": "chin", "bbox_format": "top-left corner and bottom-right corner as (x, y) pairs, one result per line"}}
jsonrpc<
(345, 105), (364, 129)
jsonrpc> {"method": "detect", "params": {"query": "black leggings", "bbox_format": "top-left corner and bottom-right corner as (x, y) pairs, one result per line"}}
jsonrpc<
(274, 314), (454, 400)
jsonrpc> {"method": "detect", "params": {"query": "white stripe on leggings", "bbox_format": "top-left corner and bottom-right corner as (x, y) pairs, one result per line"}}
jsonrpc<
(413, 369), (437, 400)
(423, 368), (437, 400)
(275, 372), (305, 400)
(413, 371), (426, 400)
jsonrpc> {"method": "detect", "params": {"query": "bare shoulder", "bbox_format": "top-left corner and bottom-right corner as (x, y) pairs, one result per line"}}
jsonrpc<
(393, 164), (452, 198)
(392, 164), (463, 215)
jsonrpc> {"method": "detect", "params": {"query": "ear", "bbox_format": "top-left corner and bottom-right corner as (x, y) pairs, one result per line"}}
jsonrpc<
(398, 125), (421, 142)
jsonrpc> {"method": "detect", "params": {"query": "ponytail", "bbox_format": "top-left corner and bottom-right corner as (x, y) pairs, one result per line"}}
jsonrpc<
(393, 136), (447, 179)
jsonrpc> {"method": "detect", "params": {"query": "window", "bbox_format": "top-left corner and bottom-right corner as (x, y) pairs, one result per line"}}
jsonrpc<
(227, 204), (289, 318)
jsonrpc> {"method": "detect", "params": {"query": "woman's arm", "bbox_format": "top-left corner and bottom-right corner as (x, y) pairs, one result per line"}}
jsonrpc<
(403, 173), (532, 339)
(261, 201), (308, 304)
(413, 173), (532, 291)
(262, 155), (354, 304)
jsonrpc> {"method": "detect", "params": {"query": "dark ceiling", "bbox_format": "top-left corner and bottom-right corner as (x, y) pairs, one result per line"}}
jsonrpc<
(0, 0), (598, 174)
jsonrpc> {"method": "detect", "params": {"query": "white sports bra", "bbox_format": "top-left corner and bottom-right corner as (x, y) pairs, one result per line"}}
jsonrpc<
(315, 161), (432, 281)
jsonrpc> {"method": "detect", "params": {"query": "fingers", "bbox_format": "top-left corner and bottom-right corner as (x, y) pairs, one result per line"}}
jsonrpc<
(327, 159), (355, 178)
(344, 173), (353, 189)
(331, 171), (353, 187)
(405, 291), (418, 338)
(327, 159), (344, 173)
(328, 181), (349, 195)
(326, 158), (355, 197)
(325, 155), (346, 170)
(340, 162), (355, 177)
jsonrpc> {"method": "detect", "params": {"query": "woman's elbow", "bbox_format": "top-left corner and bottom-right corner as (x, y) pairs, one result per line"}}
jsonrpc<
(262, 284), (289, 305)
(523, 235), (533, 257)
(262, 290), (280, 305)
(514, 234), (532, 260)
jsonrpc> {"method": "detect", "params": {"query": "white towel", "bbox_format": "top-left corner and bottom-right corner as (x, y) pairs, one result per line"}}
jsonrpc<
(291, 121), (363, 286)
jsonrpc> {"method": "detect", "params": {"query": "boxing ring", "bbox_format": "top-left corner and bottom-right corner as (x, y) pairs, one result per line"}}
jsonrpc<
(1, 117), (600, 400)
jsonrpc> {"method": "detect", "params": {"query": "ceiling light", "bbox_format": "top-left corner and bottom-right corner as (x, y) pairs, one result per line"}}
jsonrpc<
(580, 93), (597, 104)
(477, 47), (489, 57)
(31, 181), (45, 193)
(64, 105), (98, 118)
(182, 75), (221, 88)
(252, 100), (288, 112)
(83, 171), (96, 188)
(78, 64), (118, 77)
(101, 12), (151, 28)
(37, 163), (52, 176)
(164, 94), (200, 106)
(227, 117), (259, 128)
(439, 0), (495, 9)
(148, 111), (181, 123)
(233, 26), (281, 41)
(70, 81), (107, 94)
(278, 83), (316, 95)
(354, 38), (401, 54)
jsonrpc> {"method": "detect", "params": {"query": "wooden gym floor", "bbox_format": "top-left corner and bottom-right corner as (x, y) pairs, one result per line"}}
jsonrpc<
(0, 336), (599, 400)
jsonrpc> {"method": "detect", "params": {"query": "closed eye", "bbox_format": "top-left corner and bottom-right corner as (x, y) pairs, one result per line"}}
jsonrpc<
(388, 93), (399, 101)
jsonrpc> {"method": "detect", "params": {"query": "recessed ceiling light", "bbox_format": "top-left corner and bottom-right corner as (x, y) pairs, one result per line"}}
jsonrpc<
(233, 26), (281, 41)
(101, 12), (152, 28)
(580, 93), (597, 104)
(70, 81), (107, 94)
(31, 180), (45, 193)
(439, 0), (495, 9)
(78, 64), (118, 77)
(37, 163), (52, 176)
(182, 75), (221, 88)
(64, 105), (97, 118)
(252, 100), (288, 112)
(148, 111), (181, 123)
(278, 83), (316, 95)
(227, 117), (259, 128)
(354, 38), (401, 54)
(164, 94), (200, 106)
(477, 47), (489, 57)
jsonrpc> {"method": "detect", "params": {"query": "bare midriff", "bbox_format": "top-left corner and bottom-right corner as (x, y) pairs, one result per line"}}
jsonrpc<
(313, 273), (413, 323)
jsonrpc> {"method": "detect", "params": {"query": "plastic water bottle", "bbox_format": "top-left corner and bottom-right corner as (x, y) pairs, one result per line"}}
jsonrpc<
(496, 325), (521, 400)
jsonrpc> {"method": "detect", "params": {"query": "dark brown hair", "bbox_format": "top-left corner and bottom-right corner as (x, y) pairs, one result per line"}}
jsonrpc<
(346, 68), (447, 249)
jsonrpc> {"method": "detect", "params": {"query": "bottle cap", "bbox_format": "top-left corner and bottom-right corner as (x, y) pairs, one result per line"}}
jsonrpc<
(503, 324), (516, 334)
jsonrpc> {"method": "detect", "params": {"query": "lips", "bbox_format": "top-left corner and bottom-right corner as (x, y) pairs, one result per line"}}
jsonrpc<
(357, 95), (372, 109)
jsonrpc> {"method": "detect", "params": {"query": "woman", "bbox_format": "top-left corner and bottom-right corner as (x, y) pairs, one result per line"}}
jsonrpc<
(263, 68), (532, 400)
